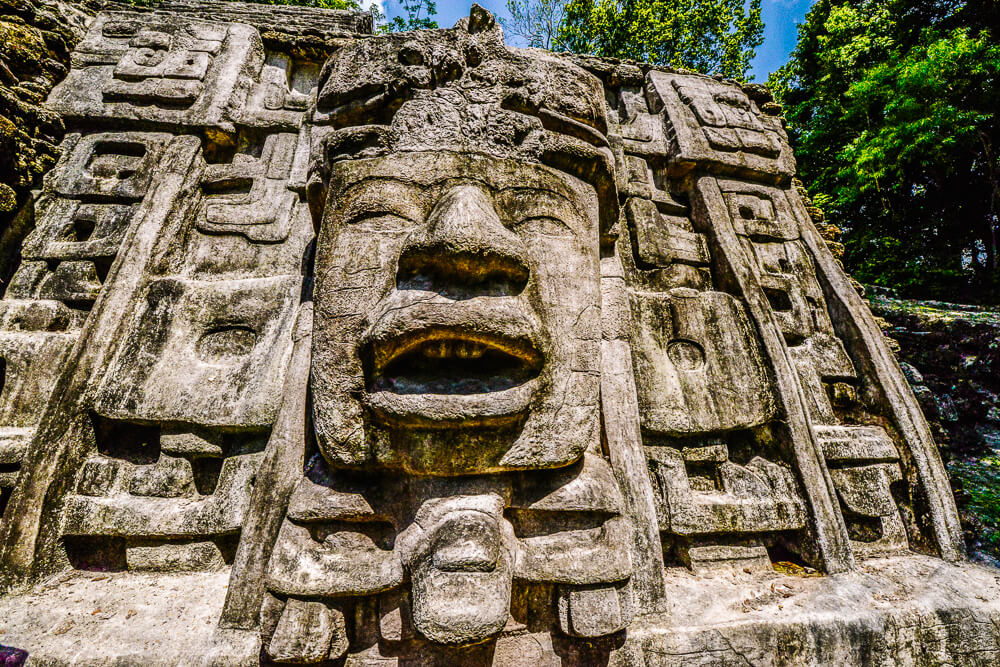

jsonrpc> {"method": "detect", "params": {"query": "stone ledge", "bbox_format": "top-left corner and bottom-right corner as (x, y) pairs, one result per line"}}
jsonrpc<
(1, 556), (997, 665)
(629, 555), (1000, 665)
(0, 570), (258, 665)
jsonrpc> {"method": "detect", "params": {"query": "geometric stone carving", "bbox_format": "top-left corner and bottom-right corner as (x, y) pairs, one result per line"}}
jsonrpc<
(648, 443), (809, 571)
(196, 133), (300, 243)
(244, 53), (320, 128)
(629, 289), (777, 435)
(94, 275), (301, 428)
(48, 13), (260, 129)
(47, 132), (174, 201)
(817, 425), (909, 554)
(648, 71), (797, 183)
(0, 304), (77, 504)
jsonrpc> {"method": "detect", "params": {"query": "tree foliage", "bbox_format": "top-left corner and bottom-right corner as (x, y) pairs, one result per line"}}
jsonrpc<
(556, 0), (764, 80)
(771, 0), (1000, 301)
(381, 0), (439, 32)
(503, 0), (568, 50)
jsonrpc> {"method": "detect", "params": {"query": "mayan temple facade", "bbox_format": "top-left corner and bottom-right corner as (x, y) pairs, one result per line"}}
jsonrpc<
(0, 2), (998, 664)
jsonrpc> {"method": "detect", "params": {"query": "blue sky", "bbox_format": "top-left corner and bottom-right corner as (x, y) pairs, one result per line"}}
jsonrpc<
(378, 0), (814, 82)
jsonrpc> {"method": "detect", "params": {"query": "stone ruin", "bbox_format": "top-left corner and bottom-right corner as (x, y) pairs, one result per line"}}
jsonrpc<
(0, 2), (998, 664)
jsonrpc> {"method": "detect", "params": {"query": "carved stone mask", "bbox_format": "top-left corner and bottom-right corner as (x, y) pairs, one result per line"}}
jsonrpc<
(311, 151), (601, 475)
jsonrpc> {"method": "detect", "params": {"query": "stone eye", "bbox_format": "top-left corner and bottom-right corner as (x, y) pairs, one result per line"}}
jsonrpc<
(513, 216), (572, 237)
(345, 210), (412, 232)
(197, 325), (257, 363)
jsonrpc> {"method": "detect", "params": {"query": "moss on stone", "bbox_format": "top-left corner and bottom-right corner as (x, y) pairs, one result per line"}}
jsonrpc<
(0, 182), (16, 212)
(0, 20), (51, 79)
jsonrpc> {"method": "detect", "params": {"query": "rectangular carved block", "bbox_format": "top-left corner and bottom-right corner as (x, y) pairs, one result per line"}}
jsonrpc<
(648, 71), (796, 183)
(48, 12), (261, 129)
(94, 275), (300, 428)
(48, 132), (174, 202)
(629, 289), (777, 436)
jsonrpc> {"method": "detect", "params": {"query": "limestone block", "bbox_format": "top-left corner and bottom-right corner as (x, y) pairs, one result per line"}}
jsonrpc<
(129, 455), (196, 498)
(626, 197), (710, 268)
(243, 52), (320, 128)
(22, 200), (134, 261)
(75, 456), (130, 497)
(0, 327), (76, 448)
(5, 132), (173, 308)
(377, 590), (415, 643)
(266, 518), (403, 598)
(267, 598), (347, 663)
(94, 275), (300, 428)
(512, 514), (634, 585)
(7, 259), (104, 304)
(818, 424), (909, 554)
(47, 12), (262, 129)
(557, 582), (633, 638)
(816, 424), (900, 462)
(63, 451), (261, 538)
(648, 71), (796, 182)
(47, 132), (174, 202)
(398, 493), (515, 645)
(617, 109), (668, 159)
(168, 131), (314, 281)
(718, 178), (800, 241)
(648, 446), (808, 535)
(682, 543), (773, 573)
(196, 133), (300, 243)
(125, 540), (226, 571)
(629, 289), (777, 435)
(285, 477), (388, 523)
(510, 453), (624, 515)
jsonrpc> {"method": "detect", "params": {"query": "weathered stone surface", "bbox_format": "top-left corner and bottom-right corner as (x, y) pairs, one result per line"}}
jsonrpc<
(0, 2), (993, 665)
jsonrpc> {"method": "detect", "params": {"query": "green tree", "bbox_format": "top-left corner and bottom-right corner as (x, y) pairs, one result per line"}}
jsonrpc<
(381, 0), (439, 32)
(503, 0), (568, 50)
(771, 0), (1000, 301)
(557, 0), (764, 80)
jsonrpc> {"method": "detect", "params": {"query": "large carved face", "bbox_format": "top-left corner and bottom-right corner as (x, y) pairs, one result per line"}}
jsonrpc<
(311, 152), (601, 475)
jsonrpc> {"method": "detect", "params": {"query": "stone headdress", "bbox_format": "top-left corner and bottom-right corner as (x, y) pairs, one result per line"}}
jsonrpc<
(307, 4), (618, 237)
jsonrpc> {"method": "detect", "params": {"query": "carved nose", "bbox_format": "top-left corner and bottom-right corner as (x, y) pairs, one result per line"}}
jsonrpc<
(397, 185), (529, 293)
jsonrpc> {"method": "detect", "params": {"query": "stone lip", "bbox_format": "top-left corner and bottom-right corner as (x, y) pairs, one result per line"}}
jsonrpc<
(1, 555), (998, 665)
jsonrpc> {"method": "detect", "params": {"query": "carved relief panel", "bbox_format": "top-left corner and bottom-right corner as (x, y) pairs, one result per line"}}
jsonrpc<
(598, 70), (813, 574)
(63, 126), (313, 572)
(231, 13), (638, 662)
(0, 131), (183, 515)
(649, 71), (796, 182)
(47, 12), (261, 128)
(645, 72), (953, 560)
(0, 5), (968, 664)
(711, 178), (910, 556)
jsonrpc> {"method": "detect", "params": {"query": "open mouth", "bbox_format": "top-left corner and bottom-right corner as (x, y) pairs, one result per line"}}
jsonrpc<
(363, 329), (543, 427)
(370, 331), (542, 395)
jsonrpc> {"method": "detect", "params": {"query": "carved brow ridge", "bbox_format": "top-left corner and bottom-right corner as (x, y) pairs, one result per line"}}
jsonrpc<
(345, 175), (575, 204)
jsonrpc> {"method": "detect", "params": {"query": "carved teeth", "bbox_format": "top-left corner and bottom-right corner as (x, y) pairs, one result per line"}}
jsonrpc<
(421, 340), (486, 360)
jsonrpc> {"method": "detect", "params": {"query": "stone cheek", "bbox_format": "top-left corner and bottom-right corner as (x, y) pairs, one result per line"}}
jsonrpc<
(0, 3), (985, 665)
